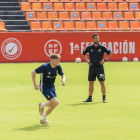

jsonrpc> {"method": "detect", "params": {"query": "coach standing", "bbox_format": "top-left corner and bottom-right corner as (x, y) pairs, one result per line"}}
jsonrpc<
(82, 33), (112, 103)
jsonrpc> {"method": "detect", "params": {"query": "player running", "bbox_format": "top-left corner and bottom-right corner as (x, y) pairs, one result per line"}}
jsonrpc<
(82, 33), (112, 103)
(31, 53), (66, 123)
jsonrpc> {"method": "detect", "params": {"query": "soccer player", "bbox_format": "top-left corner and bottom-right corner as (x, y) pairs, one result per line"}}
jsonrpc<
(31, 53), (66, 123)
(82, 33), (112, 103)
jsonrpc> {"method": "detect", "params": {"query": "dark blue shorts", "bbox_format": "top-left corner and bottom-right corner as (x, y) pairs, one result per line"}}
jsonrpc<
(41, 87), (57, 101)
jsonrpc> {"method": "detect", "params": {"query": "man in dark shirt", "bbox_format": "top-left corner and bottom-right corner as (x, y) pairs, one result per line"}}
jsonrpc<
(31, 53), (66, 123)
(82, 33), (112, 103)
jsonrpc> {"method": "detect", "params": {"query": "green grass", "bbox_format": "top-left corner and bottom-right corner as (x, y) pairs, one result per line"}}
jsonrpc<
(0, 62), (140, 140)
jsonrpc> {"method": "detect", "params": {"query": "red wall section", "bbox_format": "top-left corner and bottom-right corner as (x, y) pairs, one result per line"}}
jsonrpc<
(0, 32), (139, 62)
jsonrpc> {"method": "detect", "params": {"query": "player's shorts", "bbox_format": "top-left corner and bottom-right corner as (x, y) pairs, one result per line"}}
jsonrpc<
(88, 66), (105, 81)
(41, 87), (57, 101)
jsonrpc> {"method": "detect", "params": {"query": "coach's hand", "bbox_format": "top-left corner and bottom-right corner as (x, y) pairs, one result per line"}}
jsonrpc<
(100, 59), (105, 65)
(34, 84), (40, 90)
(86, 60), (92, 66)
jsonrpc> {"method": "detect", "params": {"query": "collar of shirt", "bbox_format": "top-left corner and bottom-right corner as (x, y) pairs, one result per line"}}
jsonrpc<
(92, 44), (100, 48)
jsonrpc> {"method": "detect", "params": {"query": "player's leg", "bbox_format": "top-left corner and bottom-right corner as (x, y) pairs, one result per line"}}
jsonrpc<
(40, 89), (58, 123)
(39, 101), (56, 109)
(45, 107), (55, 116)
(43, 97), (59, 115)
(38, 100), (56, 119)
(83, 67), (96, 102)
(40, 97), (59, 123)
(39, 97), (56, 116)
(40, 97), (58, 109)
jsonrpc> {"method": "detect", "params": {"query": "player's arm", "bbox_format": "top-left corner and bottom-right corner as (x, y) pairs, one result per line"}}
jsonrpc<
(61, 75), (66, 86)
(57, 65), (66, 86)
(31, 70), (40, 90)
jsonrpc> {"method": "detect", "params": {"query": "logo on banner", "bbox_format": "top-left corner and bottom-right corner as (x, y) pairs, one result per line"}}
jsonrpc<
(1, 38), (22, 60)
(44, 39), (62, 57)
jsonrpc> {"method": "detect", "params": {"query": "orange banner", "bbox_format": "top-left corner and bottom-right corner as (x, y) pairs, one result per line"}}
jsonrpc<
(0, 32), (139, 62)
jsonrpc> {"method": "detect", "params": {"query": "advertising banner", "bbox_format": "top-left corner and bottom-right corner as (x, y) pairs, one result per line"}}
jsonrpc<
(0, 32), (139, 62)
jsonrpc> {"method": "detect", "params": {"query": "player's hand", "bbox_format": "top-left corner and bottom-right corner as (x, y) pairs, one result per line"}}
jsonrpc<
(61, 80), (66, 86)
(34, 84), (40, 90)
(100, 59), (105, 65)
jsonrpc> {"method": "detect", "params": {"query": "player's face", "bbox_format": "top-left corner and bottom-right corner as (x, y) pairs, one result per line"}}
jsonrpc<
(53, 58), (60, 66)
(93, 36), (99, 44)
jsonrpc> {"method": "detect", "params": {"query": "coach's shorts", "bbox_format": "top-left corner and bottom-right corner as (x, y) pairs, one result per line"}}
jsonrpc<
(88, 66), (105, 81)
(41, 87), (57, 101)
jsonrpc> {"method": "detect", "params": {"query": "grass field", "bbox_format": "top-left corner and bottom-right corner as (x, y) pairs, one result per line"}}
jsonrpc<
(0, 62), (140, 140)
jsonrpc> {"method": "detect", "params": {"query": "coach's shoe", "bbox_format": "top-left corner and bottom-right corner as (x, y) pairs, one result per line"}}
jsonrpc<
(103, 99), (107, 103)
(39, 103), (44, 116)
(40, 119), (51, 124)
(83, 98), (92, 102)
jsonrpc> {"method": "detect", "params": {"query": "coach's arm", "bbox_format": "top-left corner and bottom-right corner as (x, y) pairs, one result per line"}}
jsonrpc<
(100, 51), (113, 65)
(82, 53), (92, 65)
(105, 51), (113, 61)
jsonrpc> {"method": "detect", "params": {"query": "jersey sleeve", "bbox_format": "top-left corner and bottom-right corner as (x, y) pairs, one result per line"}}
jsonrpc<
(57, 65), (64, 75)
(103, 46), (111, 55)
(35, 65), (46, 74)
(83, 46), (89, 55)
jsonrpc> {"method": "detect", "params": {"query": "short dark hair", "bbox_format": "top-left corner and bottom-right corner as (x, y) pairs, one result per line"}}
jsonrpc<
(50, 53), (61, 59)
(92, 33), (99, 39)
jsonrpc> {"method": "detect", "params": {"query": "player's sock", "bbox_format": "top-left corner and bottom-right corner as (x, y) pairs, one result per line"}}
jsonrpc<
(103, 95), (106, 100)
(89, 96), (92, 99)
(41, 114), (47, 120)
(41, 103), (46, 108)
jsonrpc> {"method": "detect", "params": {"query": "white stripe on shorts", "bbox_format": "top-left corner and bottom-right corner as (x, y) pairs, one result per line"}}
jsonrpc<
(40, 73), (43, 92)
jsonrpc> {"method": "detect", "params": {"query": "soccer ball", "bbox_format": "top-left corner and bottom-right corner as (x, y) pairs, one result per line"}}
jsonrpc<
(122, 57), (128, 62)
(75, 57), (81, 63)
(133, 57), (139, 62)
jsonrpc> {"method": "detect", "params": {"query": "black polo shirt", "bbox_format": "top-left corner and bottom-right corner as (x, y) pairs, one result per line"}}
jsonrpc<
(83, 44), (111, 68)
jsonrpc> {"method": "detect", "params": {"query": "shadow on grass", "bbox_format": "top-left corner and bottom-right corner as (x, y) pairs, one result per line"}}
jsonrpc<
(13, 123), (50, 131)
(66, 102), (102, 106)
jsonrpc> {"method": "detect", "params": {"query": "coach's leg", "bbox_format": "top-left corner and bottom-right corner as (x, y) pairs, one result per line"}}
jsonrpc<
(99, 81), (107, 103)
(89, 81), (94, 96)
(100, 81), (106, 95)
(83, 81), (94, 102)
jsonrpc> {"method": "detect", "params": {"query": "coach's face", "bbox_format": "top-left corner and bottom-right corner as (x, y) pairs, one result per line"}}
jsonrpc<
(93, 36), (99, 44)
(53, 58), (60, 66)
